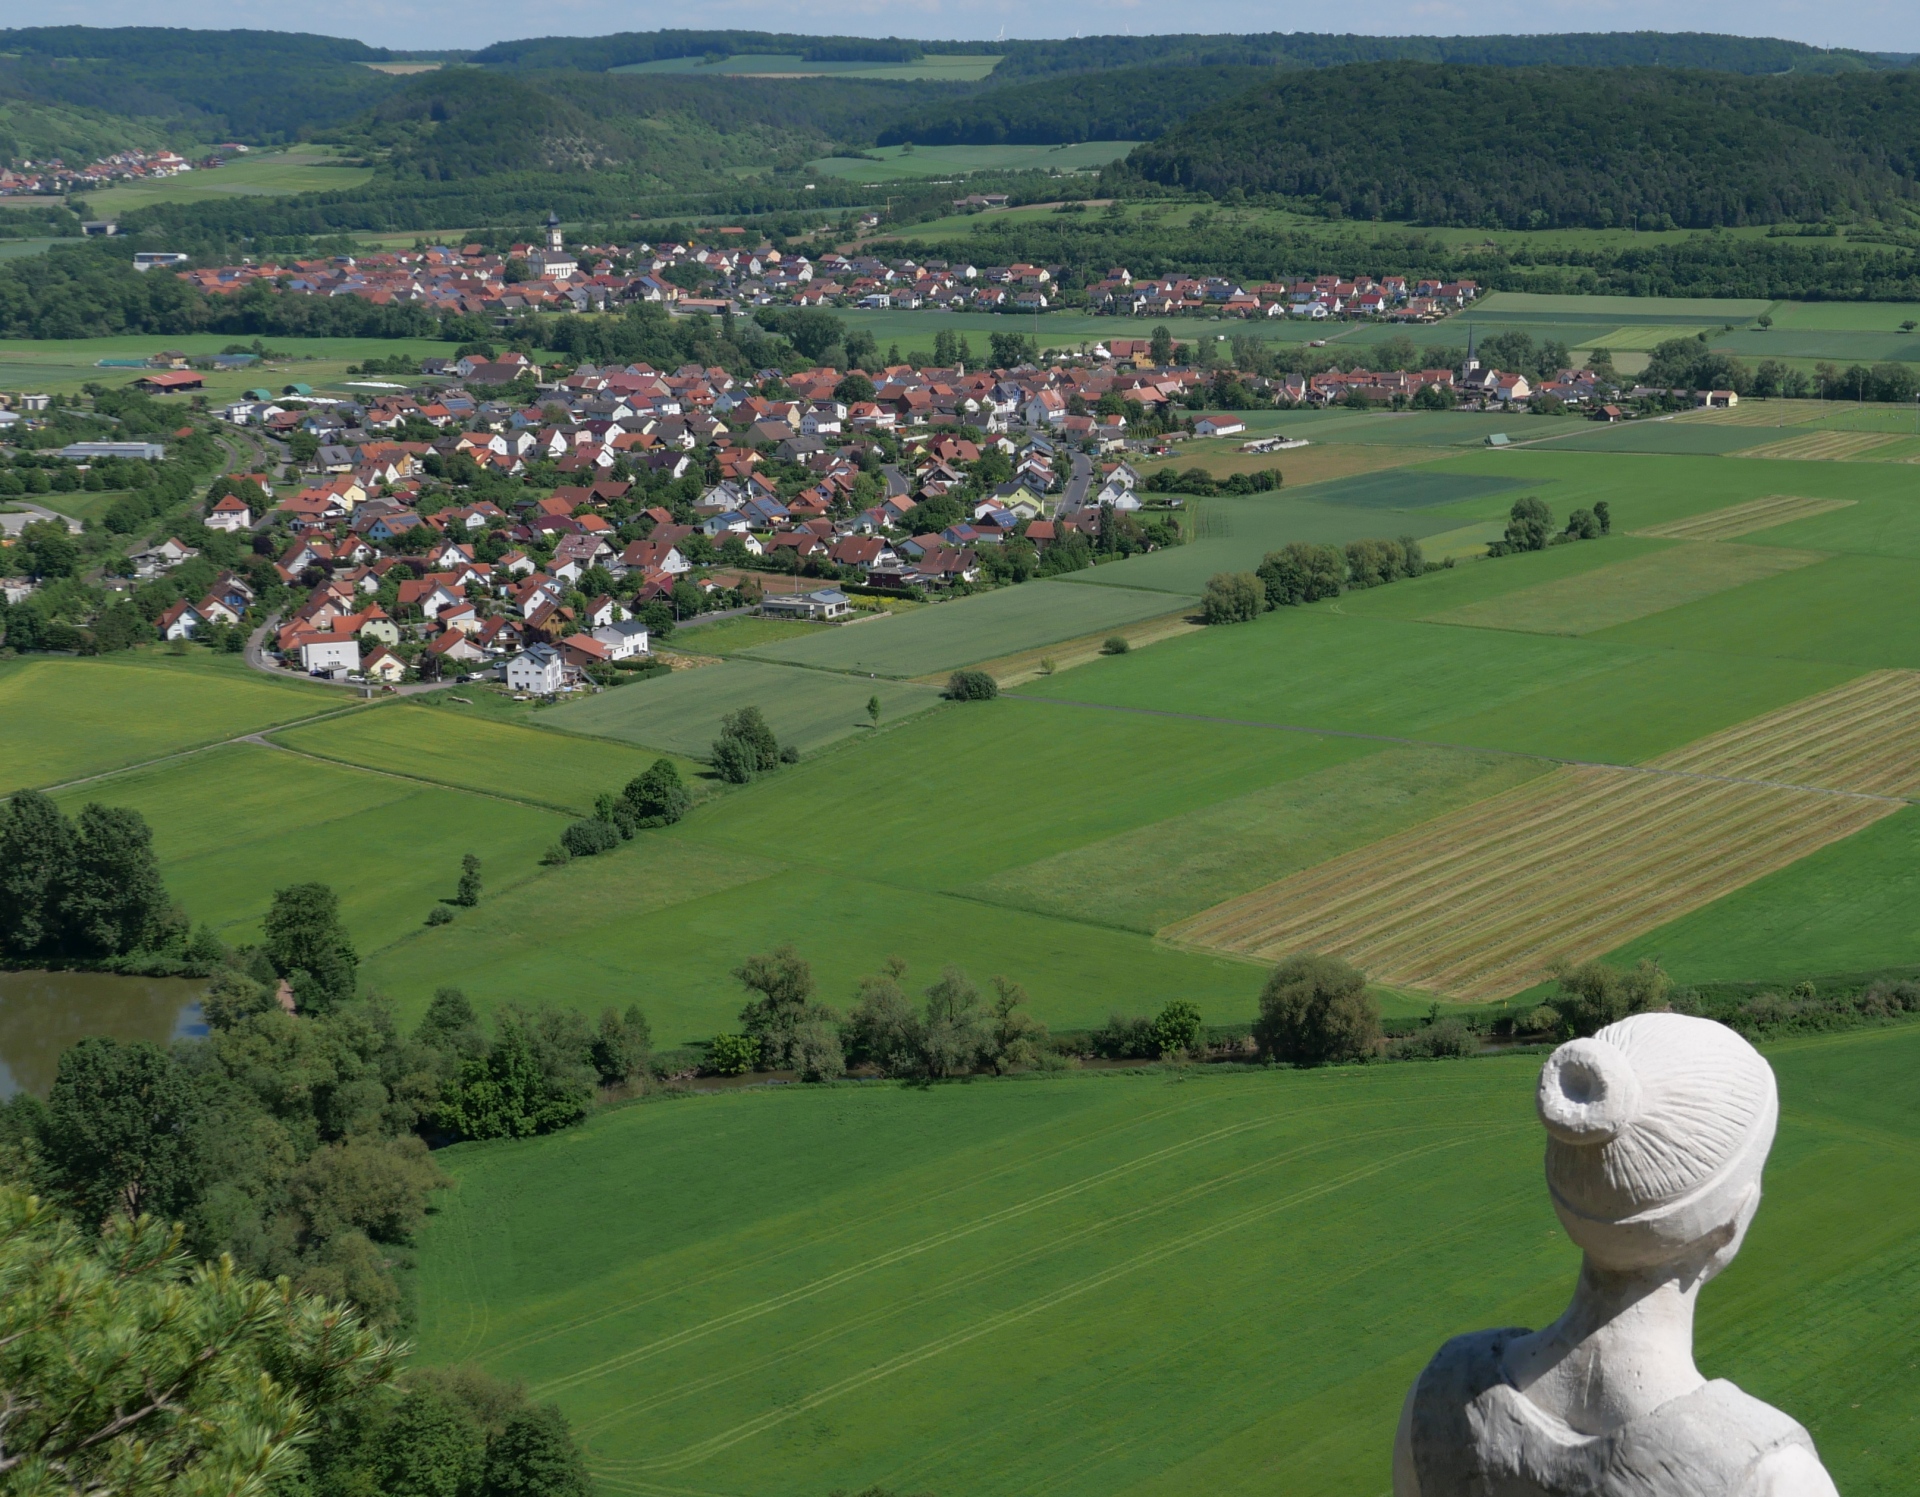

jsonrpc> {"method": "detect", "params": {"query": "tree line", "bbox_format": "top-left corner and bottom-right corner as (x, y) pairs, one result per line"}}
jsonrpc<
(1199, 533), (1431, 623)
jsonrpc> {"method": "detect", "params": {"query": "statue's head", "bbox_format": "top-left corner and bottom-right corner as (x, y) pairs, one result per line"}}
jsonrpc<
(1536, 1013), (1776, 1276)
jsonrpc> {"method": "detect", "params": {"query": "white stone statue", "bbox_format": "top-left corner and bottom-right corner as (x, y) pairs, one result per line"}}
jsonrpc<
(1393, 1012), (1840, 1496)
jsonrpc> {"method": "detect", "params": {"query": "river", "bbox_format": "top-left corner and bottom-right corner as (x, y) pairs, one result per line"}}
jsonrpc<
(0, 970), (208, 1099)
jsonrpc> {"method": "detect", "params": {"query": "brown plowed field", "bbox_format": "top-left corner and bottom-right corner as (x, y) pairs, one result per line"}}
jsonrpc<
(1631, 495), (1855, 541)
(1163, 671), (1920, 999)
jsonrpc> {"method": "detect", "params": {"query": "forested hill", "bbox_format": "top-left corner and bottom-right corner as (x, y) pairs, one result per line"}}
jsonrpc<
(1115, 64), (1920, 230)
(875, 67), (1273, 148)
(470, 29), (1892, 79)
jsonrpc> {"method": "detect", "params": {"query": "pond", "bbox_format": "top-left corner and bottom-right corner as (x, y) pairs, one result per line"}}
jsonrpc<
(0, 970), (208, 1099)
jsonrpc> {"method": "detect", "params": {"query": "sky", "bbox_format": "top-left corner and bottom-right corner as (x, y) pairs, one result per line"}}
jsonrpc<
(19, 1), (1920, 56)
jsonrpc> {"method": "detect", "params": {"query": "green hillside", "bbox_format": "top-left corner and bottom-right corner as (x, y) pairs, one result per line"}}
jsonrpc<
(410, 1027), (1920, 1496)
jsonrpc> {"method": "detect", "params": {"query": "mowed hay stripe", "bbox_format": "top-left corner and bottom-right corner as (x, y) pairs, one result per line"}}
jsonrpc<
(1650, 669), (1920, 795)
(1630, 495), (1855, 541)
(1165, 669), (1920, 998)
(1166, 770), (1894, 998)
(1736, 431), (1903, 462)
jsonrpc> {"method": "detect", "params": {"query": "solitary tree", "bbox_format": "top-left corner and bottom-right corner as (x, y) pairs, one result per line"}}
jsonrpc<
(1150, 324), (1175, 368)
(1254, 954), (1381, 1066)
(867, 694), (882, 726)
(456, 853), (483, 907)
(1503, 497), (1554, 552)
(623, 759), (691, 825)
(42, 1037), (201, 1223)
(1201, 571), (1264, 624)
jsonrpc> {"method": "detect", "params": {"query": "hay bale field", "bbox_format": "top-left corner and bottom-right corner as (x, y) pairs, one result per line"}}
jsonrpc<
(1164, 673), (1920, 998)
(1631, 494), (1856, 540)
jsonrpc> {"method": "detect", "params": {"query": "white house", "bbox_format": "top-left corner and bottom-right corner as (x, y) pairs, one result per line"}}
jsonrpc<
(591, 620), (651, 660)
(206, 494), (253, 532)
(1193, 417), (1247, 438)
(762, 588), (854, 622)
(506, 643), (566, 694)
(299, 634), (360, 678)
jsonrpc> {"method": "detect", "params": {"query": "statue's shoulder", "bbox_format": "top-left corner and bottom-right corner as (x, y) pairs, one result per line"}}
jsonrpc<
(1408, 1326), (1531, 1491)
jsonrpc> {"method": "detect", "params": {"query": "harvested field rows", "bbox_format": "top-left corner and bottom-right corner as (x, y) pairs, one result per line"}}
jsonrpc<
(1653, 669), (1920, 795)
(1165, 768), (1895, 999)
(1165, 670), (1920, 999)
(1631, 495), (1855, 541)
(1736, 431), (1904, 462)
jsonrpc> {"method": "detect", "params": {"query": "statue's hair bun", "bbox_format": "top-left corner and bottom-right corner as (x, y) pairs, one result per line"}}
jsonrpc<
(1539, 1013), (1776, 1231)
(1538, 1037), (1641, 1144)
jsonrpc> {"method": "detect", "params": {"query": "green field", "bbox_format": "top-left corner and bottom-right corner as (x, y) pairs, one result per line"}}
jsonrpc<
(74, 146), (373, 214)
(545, 660), (943, 756)
(270, 703), (698, 814)
(54, 741), (569, 954)
(411, 1026), (1920, 1497)
(738, 581), (1194, 677)
(812, 142), (1136, 183)
(662, 616), (833, 656)
(0, 651), (333, 793)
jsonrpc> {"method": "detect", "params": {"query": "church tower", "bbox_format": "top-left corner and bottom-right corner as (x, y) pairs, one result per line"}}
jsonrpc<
(546, 211), (563, 254)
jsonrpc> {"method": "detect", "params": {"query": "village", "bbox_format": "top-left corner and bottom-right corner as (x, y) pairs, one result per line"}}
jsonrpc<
(169, 215), (1481, 321)
(0, 144), (244, 200)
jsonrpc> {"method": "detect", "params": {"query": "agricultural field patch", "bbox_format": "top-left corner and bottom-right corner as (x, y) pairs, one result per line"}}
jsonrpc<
(810, 142), (1135, 182)
(617, 52), (1002, 80)
(0, 652), (333, 793)
(1584, 325), (1714, 350)
(1060, 493), (1467, 597)
(738, 582), (1192, 678)
(270, 703), (692, 814)
(1594, 552), (1920, 667)
(54, 743), (569, 956)
(1137, 439), (1445, 492)
(1672, 399), (1830, 428)
(75, 145), (373, 213)
(1421, 541), (1826, 637)
(1536, 421), (1773, 456)
(1167, 673), (1920, 999)
(662, 616), (832, 656)
(1631, 494), (1856, 540)
(544, 659), (942, 756)
(1860, 436), (1920, 463)
(366, 859), (1264, 1039)
(971, 745), (1550, 934)
(1464, 291), (1772, 321)
(1608, 806), (1920, 983)
(410, 1032), (1920, 1497)
(1272, 470), (1539, 511)
(1736, 431), (1906, 462)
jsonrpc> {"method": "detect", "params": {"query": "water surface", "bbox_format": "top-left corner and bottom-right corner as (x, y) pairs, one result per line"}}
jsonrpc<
(0, 970), (207, 1098)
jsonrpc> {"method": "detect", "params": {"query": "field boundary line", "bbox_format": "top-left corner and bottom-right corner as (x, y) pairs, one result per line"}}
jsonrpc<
(37, 702), (373, 793)
(999, 693), (1911, 806)
(627, 1128), (1516, 1474)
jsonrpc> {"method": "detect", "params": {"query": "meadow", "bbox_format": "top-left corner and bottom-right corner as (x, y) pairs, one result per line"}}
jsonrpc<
(1, 651), (333, 793)
(408, 1026), (1920, 1497)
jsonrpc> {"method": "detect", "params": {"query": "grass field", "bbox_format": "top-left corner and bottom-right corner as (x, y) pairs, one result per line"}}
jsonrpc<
(739, 582), (1195, 678)
(0, 651), (333, 793)
(811, 142), (1135, 182)
(1166, 672), (1920, 998)
(662, 616), (831, 656)
(544, 660), (943, 756)
(409, 1027), (1920, 1497)
(75, 146), (373, 214)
